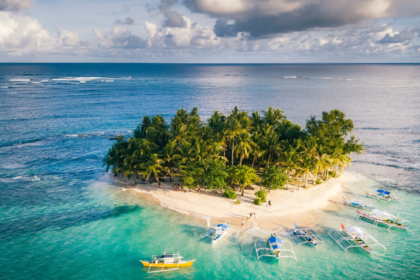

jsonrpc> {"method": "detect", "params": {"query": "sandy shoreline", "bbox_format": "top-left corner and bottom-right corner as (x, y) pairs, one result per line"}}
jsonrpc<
(110, 172), (359, 232)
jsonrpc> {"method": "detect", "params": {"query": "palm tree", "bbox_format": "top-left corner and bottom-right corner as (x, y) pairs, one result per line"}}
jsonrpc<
(262, 130), (283, 166)
(282, 146), (300, 189)
(230, 165), (260, 196)
(141, 153), (163, 183)
(234, 132), (253, 165)
(224, 118), (244, 166)
(262, 107), (285, 126)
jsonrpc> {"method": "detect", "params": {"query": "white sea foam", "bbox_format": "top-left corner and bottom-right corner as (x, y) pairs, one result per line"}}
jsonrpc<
(1, 86), (8, 89)
(10, 79), (30, 82)
(0, 163), (25, 169)
(160, 202), (190, 215)
(41, 80), (49, 82)
(31, 82), (41, 84)
(10, 175), (40, 182)
(243, 226), (260, 233)
(64, 134), (79, 137)
(52, 77), (114, 82)
(194, 214), (212, 227)
(284, 76), (297, 79)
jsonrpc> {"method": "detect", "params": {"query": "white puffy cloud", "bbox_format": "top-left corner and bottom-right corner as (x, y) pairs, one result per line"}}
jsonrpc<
(0, 11), (55, 55)
(146, 16), (220, 48)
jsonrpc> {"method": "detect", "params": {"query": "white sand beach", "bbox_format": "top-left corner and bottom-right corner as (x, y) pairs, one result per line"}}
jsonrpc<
(111, 172), (358, 232)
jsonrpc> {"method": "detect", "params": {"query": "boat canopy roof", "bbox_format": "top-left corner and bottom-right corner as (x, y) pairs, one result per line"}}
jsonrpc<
(216, 224), (228, 229)
(371, 209), (394, 218)
(272, 244), (280, 250)
(346, 226), (364, 238)
(157, 254), (174, 258)
(351, 199), (364, 204)
(377, 190), (390, 195)
(269, 237), (282, 244)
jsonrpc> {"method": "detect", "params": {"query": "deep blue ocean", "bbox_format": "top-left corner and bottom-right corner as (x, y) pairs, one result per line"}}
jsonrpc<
(1, 64), (419, 279)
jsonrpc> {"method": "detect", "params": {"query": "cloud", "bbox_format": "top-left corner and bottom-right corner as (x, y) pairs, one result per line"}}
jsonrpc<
(378, 26), (418, 44)
(160, 0), (186, 27)
(114, 17), (134, 25)
(184, 0), (420, 37)
(104, 26), (146, 49)
(0, 0), (33, 11)
(146, 16), (220, 48)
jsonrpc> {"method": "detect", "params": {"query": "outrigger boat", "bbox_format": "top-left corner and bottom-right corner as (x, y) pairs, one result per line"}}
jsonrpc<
(287, 223), (324, 247)
(202, 222), (238, 245)
(356, 209), (409, 231)
(365, 189), (399, 202)
(140, 252), (195, 273)
(343, 196), (375, 210)
(329, 223), (386, 254)
(255, 234), (297, 262)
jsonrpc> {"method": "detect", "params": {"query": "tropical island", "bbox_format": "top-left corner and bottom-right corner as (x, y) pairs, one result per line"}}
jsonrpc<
(104, 107), (364, 230)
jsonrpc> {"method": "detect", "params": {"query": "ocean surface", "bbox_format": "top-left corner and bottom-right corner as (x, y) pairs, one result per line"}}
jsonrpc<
(0, 64), (419, 279)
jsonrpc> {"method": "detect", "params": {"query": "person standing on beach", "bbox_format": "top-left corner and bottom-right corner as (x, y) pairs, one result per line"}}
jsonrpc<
(241, 220), (244, 227)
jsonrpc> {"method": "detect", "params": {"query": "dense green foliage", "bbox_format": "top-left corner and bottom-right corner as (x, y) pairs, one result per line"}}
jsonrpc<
(223, 187), (238, 200)
(104, 106), (364, 196)
(255, 189), (267, 203)
(261, 166), (288, 191)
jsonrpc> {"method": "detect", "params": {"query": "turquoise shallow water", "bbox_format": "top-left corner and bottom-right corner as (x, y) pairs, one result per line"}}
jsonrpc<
(1, 64), (420, 279)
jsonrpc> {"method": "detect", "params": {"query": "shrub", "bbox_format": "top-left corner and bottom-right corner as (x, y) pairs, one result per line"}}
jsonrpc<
(254, 198), (262, 205)
(255, 189), (267, 203)
(235, 199), (241, 205)
(223, 187), (237, 200)
(316, 179), (322, 185)
(329, 171), (336, 178)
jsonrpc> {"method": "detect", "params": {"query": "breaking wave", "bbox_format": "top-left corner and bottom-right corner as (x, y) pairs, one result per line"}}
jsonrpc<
(160, 202), (189, 215)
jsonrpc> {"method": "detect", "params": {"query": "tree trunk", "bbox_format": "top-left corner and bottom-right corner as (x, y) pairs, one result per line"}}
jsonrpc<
(252, 157), (255, 168)
(268, 153), (271, 166)
(297, 177), (300, 191)
(241, 187), (244, 196)
(231, 137), (235, 166)
(134, 174), (137, 185)
(305, 174), (308, 188)
(240, 155), (243, 165)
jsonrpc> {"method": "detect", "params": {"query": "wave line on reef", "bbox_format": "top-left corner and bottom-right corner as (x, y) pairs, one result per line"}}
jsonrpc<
(160, 202), (190, 215)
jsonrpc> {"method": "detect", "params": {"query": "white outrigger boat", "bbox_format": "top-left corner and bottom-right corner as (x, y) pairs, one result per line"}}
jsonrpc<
(202, 223), (238, 245)
(140, 252), (195, 273)
(255, 234), (297, 262)
(356, 209), (409, 231)
(365, 189), (399, 202)
(287, 223), (324, 247)
(329, 223), (386, 254)
(343, 196), (375, 210)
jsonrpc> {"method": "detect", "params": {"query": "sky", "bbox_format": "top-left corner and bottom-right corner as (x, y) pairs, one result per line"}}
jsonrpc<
(1, 0), (420, 62)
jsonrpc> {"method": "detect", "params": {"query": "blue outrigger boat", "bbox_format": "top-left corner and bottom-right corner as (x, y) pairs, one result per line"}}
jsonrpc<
(202, 223), (238, 245)
(287, 223), (324, 247)
(255, 234), (297, 262)
(365, 189), (399, 202)
(343, 196), (375, 210)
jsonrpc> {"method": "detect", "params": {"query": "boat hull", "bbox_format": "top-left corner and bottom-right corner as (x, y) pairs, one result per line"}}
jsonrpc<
(364, 191), (398, 202)
(140, 260), (196, 268)
(357, 213), (408, 230)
